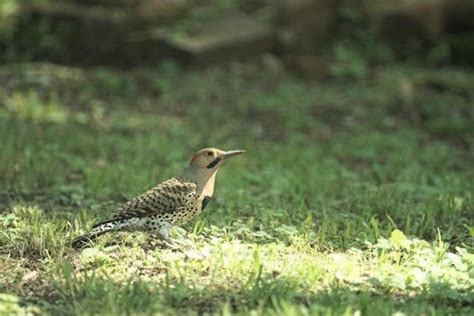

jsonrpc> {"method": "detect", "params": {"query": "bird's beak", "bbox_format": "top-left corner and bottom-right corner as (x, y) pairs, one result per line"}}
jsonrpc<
(221, 149), (246, 160)
(207, 149), (246, 169)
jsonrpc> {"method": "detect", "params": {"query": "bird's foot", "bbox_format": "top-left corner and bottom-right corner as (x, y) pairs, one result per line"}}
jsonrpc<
(163, 237), (196, 251)
(162, 239), (180, 250)
(155, 235), (185, 251)
(175, 238), (195, 248)
(151, 230), (194, 251)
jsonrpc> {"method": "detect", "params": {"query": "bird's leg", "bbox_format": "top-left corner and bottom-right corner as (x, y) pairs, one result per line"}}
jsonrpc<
(157, 232), (176, 248)
(142, 220), (175, 249)
(155, 228), (181, 250)
(159, 228), (195, 249)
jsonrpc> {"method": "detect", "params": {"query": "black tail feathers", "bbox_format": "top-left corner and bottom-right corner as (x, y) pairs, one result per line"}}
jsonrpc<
(71, 231), (105, 249)
(71, 219), (127, 249)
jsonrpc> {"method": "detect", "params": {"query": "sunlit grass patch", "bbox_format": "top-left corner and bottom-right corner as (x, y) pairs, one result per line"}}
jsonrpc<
(53, 227), (474, 314)
(3, 91), (68, 123)
(0, 293), (41, 315)
(0, 202), (473, 314)
(0, 206), (70, 258)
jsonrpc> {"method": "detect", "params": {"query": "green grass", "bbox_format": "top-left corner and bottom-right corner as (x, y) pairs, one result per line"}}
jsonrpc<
(0, 61), (473, 315)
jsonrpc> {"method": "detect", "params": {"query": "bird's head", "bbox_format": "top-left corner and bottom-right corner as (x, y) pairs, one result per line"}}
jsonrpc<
(189, 147), (246, 170)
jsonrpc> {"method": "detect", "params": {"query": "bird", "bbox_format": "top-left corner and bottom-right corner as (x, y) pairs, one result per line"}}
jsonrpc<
(71, 147), (246, 249)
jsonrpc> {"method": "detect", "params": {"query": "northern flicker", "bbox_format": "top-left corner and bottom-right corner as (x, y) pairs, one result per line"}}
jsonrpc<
(71, 148), (245, 248)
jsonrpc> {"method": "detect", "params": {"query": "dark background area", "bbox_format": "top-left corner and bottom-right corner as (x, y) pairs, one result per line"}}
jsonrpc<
(1, 0), (474, 68)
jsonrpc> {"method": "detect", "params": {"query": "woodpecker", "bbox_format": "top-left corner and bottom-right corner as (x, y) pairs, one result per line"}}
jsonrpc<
(71, 148), (246, 248)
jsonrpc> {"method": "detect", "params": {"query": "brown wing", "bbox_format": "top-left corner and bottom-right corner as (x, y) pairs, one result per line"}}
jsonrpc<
(93, 177), (198, 227)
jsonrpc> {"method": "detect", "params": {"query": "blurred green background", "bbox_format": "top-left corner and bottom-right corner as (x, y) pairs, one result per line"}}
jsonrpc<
(0, 0), (473, 315)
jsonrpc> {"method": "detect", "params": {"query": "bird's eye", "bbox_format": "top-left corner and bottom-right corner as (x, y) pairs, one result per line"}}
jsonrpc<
(208, 151), (214, 156)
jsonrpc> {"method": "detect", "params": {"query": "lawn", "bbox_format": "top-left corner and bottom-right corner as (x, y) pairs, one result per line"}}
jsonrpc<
(0, 61), (473, 315)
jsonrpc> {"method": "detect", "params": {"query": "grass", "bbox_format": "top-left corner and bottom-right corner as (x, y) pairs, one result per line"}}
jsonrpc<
(0, 60), (473, 315)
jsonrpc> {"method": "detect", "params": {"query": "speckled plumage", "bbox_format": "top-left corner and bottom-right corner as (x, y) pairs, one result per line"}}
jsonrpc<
(71, 148), (245, 248)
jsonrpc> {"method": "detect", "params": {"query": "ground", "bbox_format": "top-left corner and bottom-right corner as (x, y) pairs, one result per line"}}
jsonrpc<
(0, 61), (473, 315)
